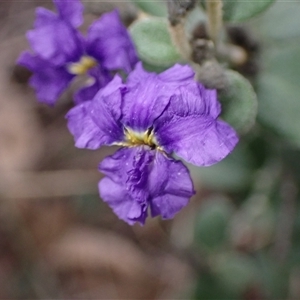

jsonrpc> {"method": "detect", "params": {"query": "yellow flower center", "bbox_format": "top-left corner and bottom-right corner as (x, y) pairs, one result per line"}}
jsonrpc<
(118, 127), (163, 151)
(67, 56), (97, 75)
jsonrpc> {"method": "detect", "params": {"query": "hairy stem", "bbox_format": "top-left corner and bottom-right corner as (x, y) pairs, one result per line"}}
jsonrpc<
(167, 0), (196, 61)
(206, 0), (223, 49)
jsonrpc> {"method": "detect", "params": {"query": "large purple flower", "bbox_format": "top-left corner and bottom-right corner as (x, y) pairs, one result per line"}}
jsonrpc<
(17, 0), (138, 105)
(66, 63), (239, 225)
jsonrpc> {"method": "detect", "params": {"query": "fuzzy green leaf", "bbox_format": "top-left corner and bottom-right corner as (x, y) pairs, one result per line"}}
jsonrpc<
(257, 44), (300, 148)
(129, 18), (181, 67)
(219, 70), (258, 134)
(223, 0), (276, 22)
(130, 0), (167, 17)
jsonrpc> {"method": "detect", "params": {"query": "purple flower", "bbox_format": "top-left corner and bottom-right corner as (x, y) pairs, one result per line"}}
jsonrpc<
(66, 63), (239, 225)
(17, 0), (138, 106)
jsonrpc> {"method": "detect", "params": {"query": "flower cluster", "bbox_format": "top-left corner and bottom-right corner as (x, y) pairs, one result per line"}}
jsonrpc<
(18, 0), (238, 225)
(66, 63), (238, 225)
(18, 0), (137, 105)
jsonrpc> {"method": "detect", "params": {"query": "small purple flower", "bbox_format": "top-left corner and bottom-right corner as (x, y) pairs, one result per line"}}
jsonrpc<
(18, 0), (138, 106)
(66, 63), (239, 225)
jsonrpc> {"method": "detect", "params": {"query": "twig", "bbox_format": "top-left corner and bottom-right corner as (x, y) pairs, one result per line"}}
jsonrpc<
(167, 0), (196, 61)
(205, 0), (223, 50)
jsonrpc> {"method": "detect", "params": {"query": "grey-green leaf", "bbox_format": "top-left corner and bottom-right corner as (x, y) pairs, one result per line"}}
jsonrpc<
(219, 70), (258, 134)
(222, 0), (276, 22)
(130, 0), (167, 17)
(129, 18), (181, 67)
(257, 44), (300, 148)
(250, 1), (300, 41)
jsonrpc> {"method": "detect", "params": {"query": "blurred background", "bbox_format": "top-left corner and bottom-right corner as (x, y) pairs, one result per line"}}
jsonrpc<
(1, 0), (300, 298)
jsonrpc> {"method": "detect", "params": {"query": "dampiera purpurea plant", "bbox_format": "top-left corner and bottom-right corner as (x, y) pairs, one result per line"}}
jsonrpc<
(66, 63), (238, 225)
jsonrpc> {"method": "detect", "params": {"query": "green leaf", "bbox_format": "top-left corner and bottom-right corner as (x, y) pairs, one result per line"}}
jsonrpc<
(194, 196), (234, 252)
(257, 44), (300, 148)
(141, 61), (168, 73)
(130, 0), (167, 17)
(250, 1), (300, 41)
(222, 0), (276, 22)
(129, 17), (181, 67)
(219, 70), (258, 134)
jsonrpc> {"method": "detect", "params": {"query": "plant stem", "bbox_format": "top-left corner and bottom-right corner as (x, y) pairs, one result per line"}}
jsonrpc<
(167, 0), (196, 61)
(206, 0), (223, 49)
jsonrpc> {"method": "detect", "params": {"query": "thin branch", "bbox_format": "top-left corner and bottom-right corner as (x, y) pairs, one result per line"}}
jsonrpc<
(205, 0), (223, 50)
(167, 0), (196, 61)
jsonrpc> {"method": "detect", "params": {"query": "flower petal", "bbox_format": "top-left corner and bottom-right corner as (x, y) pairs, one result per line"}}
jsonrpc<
(122, 63), (198, 131)
(86, 10), (138, 73)
(158, 63), (195, 84)
(99, 147), (194, 224)
(18, 51), (73, 105)
(126, 62), (194, 87)
(66, 101), (107, 149)
(74, 82), (101, 105)
(99, 177), (147, 225)
(148, 152), (194, 219)
(122, 78), (170, 131)
(88, 75), (125, 142)
(66, 75), (125, 149)
(34, 7), (57, 27)
(53, 0), (84, 28)
(99, 147), (154, 225)
(27, 19), (83, 65)
(154, 84), (238, 166)
(99, 147), (153, 194)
